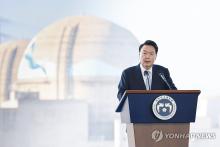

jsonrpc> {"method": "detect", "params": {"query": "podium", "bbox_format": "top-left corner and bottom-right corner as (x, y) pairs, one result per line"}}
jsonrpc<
(116, 90), (200, 147)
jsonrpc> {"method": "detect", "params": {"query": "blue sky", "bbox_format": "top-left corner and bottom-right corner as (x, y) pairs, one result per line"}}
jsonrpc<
(0, 0), (130, 40)
(1, 0), (220, 42)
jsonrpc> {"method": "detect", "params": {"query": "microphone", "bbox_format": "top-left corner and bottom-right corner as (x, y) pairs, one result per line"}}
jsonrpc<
(158, 73), (172, 90)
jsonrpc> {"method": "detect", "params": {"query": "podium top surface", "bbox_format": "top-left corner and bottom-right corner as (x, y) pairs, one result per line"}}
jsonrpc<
(116, 90), (201, 113)
(124, 90), (201, 94)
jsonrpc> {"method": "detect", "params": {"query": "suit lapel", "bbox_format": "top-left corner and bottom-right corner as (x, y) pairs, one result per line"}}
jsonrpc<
(151, 65), (156, 89)
(135, 64), (146, 89)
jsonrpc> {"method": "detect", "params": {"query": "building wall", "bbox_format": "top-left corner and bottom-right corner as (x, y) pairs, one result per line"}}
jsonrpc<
(0, 40), (28, 105)
(0, 98), (88, 147)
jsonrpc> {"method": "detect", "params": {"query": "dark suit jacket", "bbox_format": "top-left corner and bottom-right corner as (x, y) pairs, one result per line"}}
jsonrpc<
(117, 64), (177, 100)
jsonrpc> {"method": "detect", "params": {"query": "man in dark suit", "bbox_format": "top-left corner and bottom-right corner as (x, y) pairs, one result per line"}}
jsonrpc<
(117, 40), (177, 100)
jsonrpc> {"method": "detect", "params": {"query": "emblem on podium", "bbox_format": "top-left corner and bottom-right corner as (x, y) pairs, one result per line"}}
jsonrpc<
(152, 95), (177, 120)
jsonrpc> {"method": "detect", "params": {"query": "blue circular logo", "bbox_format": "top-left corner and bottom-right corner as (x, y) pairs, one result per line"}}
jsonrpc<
(152, 95), (177, 120)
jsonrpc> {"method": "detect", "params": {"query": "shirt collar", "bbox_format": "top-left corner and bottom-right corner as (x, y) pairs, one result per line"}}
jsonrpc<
(140, 64), (153, 75)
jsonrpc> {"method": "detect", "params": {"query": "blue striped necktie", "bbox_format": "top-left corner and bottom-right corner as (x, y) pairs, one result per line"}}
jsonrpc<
(144, 71), (150, 90)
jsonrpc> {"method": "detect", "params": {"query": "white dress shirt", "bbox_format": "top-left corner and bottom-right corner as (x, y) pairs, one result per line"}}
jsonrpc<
(140, 64), (152, 90)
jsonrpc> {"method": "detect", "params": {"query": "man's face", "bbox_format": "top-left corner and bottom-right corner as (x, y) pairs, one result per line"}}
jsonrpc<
(139, 45), (157, 69)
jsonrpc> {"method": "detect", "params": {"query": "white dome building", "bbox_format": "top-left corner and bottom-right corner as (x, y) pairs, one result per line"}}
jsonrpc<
(16, 16), (139, 101)
(14, 16), (139, 141)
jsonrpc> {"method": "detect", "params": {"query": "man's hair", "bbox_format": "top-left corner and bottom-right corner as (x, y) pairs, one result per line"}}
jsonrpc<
(139, 40), (158, 54)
